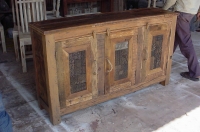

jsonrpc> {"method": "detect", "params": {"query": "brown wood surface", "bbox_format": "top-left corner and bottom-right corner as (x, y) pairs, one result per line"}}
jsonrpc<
(29, 8), (176, 34)
(43, 34), (61, 125)
(135, 27), (144, 84)
(160, 15), (177, 85)
(55, 42), (67, 109)
(30, 8), (178, 125)
(106, 29), (137, 93)
(60, 75), (167, 115)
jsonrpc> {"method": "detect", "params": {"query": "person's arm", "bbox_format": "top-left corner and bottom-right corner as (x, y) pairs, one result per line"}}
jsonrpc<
(162, 0), (177, 10)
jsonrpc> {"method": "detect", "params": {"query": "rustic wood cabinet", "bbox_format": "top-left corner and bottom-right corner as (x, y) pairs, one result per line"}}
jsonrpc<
(29, 8), (177, 125)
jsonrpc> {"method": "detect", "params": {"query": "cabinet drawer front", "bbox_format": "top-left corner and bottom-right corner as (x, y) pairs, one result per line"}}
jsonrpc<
(56, 35), (98, 107)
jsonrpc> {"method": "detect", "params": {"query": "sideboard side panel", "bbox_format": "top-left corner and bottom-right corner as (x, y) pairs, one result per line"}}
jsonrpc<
(31, 30), (49, 108)
(43, 35), (61, 125)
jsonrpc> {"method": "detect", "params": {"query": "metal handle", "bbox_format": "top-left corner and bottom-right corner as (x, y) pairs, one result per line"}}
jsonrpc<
(106, 58), (113, 73)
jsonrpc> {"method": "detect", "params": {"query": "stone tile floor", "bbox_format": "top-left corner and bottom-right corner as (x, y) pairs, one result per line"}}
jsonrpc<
(0, 32), (200, 132)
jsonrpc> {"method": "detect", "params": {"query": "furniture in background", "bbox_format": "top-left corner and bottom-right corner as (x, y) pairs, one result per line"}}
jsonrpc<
(0, 22), (6, 53)
(112, 0), (125, 11)
(148, 0), (166, 8)
(15, 0), (47, 72)
(12, 0), (61, 62)
(46, 0), (61, 18)
(29, 8), (177, 125)
(59, 0), (114, 17)
(11, 0), (20, 61)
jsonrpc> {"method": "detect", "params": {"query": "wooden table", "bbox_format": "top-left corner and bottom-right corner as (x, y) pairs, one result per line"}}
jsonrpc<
(29, 8), (177, 125)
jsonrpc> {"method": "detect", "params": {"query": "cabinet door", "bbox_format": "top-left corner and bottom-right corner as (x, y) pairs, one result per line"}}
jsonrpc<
(55, 35), (97, 108)
(142, 23), (170, 82)
(105, 29), (137, 93)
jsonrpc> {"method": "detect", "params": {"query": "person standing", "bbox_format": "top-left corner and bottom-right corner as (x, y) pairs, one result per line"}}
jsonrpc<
(163, 0), (200, 81)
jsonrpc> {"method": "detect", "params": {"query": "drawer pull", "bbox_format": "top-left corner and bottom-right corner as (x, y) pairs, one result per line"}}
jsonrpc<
(106, 58), (113, 73)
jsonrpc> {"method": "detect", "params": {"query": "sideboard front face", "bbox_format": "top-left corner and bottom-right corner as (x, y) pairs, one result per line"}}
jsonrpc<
(52, 22), (172, 109)
(30, 10), (177, 125)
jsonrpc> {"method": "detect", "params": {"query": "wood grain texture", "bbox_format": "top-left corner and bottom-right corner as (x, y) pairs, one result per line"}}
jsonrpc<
(30, 8), (178, 125)
(96, 34), (105, 95)
(43, 34), (61, 125)
(160, 15), (177, 86)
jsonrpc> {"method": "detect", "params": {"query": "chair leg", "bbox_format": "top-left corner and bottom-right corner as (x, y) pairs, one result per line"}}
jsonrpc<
(20, 40), (27, 72)
(13, 32), (20, 61)
(56, 0), (60, 17)
(153, 0), (156, 8)
(0, 27), (6, 53)
(53, 0), (56, 15)
(148, 0), (151, 8)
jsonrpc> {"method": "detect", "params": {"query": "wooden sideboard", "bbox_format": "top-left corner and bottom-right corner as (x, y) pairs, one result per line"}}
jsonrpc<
(29, 8), (177, 125)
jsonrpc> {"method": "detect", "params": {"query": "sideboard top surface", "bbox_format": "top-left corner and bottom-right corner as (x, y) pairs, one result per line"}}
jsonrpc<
(29, 8), (177, 35)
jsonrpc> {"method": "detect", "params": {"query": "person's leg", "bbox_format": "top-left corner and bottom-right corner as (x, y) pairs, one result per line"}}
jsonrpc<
(175, 12), (200, 78)
(173, 29), (181, 53)
(190, 15), (197, 32)
(0, 93), (13, 132)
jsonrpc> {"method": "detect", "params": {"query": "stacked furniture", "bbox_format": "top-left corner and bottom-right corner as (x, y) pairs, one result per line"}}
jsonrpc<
(59, 0), (114, 17)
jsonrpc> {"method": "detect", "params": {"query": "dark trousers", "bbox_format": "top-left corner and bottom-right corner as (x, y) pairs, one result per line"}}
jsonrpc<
(174, 12), (200, 78)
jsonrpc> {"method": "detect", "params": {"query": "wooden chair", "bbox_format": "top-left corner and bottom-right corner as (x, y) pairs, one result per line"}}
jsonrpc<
(0, 22), (6, 53)
(15, 0), (47, 72)
(12, 0), (20, 61)
(12, 0), (61, 61)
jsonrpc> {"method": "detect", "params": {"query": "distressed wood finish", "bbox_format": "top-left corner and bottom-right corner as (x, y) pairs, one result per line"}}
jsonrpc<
(29, 8), (177, 125)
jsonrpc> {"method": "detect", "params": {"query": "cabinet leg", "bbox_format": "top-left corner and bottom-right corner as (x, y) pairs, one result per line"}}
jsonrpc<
(38, 101), (44, 110)
(49, 113), (61, 125)
(160, 79), (169, 86)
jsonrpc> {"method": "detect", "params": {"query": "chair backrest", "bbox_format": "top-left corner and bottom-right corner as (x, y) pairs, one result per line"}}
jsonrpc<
(15, 0), (47, 34)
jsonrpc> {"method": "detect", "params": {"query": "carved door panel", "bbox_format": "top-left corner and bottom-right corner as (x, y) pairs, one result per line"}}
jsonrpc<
(56, 35), (98, 108)
(142, 23), (170, 82)
(105, 29), (137, 93)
